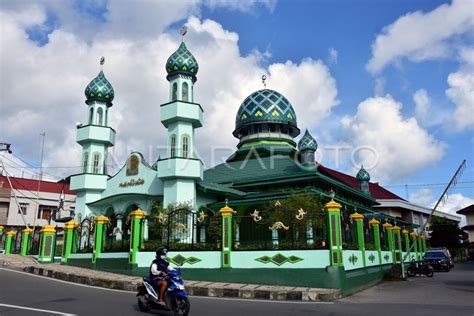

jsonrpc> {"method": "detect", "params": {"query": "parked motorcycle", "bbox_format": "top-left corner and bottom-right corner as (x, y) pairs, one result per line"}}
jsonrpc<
(136, 269), (190, 315)
(407, 259), (434, 277)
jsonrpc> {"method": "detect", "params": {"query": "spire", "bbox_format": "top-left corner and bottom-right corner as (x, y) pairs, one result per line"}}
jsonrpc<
(84, 57), (114, 106)
(298, 129), (318, 151)
(356, 165), (371, 194)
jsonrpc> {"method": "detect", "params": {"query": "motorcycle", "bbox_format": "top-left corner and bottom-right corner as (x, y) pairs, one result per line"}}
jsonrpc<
(137, 269), (190, 315)
(407, 259), (434, 277)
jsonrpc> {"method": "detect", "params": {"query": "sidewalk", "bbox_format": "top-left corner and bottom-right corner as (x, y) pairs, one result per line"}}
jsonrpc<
(0, 254), (340, 301)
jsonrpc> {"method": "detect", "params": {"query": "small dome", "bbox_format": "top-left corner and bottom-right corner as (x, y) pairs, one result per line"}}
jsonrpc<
(84, 70), (114, 105)
(235, 89), (297, 132)
(298, 130), (318, 151)
(356, 165), (371, 182)
(166, 42), (199, 82)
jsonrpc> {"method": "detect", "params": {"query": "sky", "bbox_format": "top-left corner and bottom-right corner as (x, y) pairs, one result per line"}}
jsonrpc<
(0, 0), (473, 219)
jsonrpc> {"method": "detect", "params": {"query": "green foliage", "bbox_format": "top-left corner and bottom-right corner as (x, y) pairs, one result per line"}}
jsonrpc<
(429, 216), (463, 250)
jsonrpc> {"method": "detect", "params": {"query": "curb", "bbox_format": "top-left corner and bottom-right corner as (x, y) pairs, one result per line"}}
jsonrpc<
(21, 266), (341, 302)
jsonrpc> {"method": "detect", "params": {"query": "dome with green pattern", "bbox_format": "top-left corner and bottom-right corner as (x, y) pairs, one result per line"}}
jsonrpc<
(234, 89), (298, 134)
(84, 70), (114, 105)
(356, 165), (371, 182)
(166, 42), (199, 82)
(298, 130), (318, 151)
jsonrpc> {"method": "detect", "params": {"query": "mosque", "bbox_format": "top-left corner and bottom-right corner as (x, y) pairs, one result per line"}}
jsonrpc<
(69, 39), (386, 227)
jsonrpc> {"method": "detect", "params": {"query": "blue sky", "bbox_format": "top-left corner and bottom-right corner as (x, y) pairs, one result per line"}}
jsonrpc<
(1, 0), (473, 213)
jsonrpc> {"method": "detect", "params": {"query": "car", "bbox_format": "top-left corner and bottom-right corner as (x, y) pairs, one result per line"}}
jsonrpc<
(424, 248), (454, 271)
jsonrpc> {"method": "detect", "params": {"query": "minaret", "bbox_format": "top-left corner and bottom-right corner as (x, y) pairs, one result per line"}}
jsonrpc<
(158, 39), (203, 208)
(356, 165), (371, 194)
(298, 129), (317, 165)
(70, 58), (116, 218)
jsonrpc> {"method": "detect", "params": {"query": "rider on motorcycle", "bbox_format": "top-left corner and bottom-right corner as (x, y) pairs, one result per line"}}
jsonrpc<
(150, 247), (173, 306)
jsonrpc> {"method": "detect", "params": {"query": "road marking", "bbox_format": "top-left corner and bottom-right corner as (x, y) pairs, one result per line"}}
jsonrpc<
(0, 268), (335, 305)
(0, 303), (76, 315)
(0, 268), (134, 294)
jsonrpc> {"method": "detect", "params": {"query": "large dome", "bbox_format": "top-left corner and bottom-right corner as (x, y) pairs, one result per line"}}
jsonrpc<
(166, 42), (199, 82)
(84, 70), (114, 105)
(234, 89), (297, 132)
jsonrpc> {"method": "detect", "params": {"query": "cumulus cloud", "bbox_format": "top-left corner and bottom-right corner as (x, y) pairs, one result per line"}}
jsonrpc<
(340, 95), (445, 182)
(204, 0), (277, 12)
(327, 47), (338, 64)
(366, 0), (474, 74)
(446, 47), (474, 131)
(0, 3), (339, 177)
(438, 193), (474, 227)
(409, 188), (435, 206)
(413, 89), (430, 121)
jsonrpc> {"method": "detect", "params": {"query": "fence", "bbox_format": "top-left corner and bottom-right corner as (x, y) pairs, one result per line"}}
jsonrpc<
(77, 218), (94, 253)
(103, 214), (130, 253)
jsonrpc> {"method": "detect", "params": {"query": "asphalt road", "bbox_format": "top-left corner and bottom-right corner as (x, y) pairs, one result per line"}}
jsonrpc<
(1, 263), (473, 316)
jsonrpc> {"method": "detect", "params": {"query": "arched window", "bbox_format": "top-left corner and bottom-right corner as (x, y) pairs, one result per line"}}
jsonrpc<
(82, 152), (89, 173)
(97, 108), (103, 125)
(92, 152), (101, 174)
(182, 135), (189, 158)
(182, 82), (189, 101)
(170, 135), (176, 158)
(172, 83), (178, 101)
(89, 108), (93, 124)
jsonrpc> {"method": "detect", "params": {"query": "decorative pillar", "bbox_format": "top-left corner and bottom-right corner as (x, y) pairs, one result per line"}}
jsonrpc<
(62, 221), (79, 263)
(382, 222), (393, 262)
(421, 235), (427, 254)
(391, 225), (402, 263)
(410, 232), (418, 261)
(38, 225), (56, 263)
(4, 230), (17, 255)
(325, 200), (343, 266)
(350, 212), (366, 266)
(93, 215), (109, 263)
(402, 229), (410, 262)
(21, 227), (33, 256)
(220, 204), (234, 268)
(369, 219), (381, 265)
(128, 210), (147, 265)
(417, 235), (423, 260)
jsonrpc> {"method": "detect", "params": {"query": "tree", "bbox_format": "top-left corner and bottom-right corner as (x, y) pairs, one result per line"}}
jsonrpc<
(429, 216), (463, 250)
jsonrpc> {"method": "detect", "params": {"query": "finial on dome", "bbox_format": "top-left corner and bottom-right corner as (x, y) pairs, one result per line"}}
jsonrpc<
(262, 75), (267, 89)
(180, 26), (188, 42)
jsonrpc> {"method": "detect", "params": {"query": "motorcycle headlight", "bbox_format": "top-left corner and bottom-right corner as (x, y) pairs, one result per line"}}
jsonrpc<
(178, 284), (185, 290)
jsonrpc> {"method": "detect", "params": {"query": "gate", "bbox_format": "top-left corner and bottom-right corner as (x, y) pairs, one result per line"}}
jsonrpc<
(28, 229), (41, 255)
(103, 214), (130, 252)
(77, 218), (94, 253)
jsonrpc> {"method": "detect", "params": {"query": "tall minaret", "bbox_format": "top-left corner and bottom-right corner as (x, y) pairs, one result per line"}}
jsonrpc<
(70, 57), (116, 218)
(157, 38), (203, 208)
(298, 129), (318, 166)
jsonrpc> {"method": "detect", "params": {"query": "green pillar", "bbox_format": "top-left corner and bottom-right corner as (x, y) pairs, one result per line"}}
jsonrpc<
(369, 219), (382, 265)
(382, 222), (393, 263)
(128, 209), (147, 265)
(410, 232), (418, 261)
(325, 200), (343, 266)
(220, 204), (234, 268)
(350, 212), (366, 266)
(422, 236), (427, 254)
(417, 236), (423, 260)
(93, 215), (109, 263)
(391, 225), (402, 263)
(21, 227), (33, 256)
(4, 230), (17, 255)
(62, 220), (79, 263)
(38, 225), (56, 263)
(402, 229), (410, 262)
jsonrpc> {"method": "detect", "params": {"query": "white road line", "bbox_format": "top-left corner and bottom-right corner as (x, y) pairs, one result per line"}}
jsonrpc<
(0, 268), (135, 294)
(0, 303), (76, 315)
(0, 268), (335, 305)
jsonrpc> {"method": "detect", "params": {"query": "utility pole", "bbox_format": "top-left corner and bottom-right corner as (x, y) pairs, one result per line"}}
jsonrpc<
(400, 159), (466, 278)
(32, 132), (45, 233)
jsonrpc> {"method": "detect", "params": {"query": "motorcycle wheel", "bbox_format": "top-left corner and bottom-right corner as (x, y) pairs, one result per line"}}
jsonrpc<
(137, 297), (150, 313)
(407, 267), (416, 277)
(425, 269), (434, 278)
(172, 297), (190, 316)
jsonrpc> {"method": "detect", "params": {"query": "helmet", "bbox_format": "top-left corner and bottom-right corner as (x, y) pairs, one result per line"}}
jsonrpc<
(156, 247), (167, 257)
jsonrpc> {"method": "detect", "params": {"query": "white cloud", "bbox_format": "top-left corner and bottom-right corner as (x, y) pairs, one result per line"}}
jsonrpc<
(409, 188), (435, 206)
(340, 95), (445, 182)
(438, 193), (474, 227)
(366, 0), (474, 73)
(328, 47), (338, 64)
(446, 47), (474, 131)
(413, 89), (430, 121)
(0, 3), (339, 176)
(374, 77), (385, 96)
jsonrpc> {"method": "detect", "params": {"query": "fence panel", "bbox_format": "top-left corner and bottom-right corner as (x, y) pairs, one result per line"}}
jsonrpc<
(77, 218), (94, 253)
(103, 214), (130, 253)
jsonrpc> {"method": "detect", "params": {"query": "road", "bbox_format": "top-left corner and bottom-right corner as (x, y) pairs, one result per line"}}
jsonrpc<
(1, 263), (473, 316)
